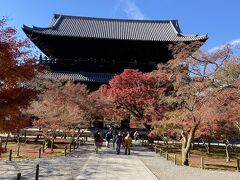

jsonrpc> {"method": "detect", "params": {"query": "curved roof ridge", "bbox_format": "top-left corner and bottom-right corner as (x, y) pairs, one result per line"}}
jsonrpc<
(32, 26), (52, 30)
(22, 24), (33, 31)
(53, 13), (178, 23)
(170, 21), (180, 34)
(22, 25), (52, 32)
(51, 15), (62, 28)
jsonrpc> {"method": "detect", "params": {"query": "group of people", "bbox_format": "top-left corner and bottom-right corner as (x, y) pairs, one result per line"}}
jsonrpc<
(94, 129), (140, 155)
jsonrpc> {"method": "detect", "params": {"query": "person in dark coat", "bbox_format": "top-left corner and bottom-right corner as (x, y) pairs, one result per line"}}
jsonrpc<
(115, 132), (123, 154)
(94, 130), (101, 153)
(105, 131), (112, 148)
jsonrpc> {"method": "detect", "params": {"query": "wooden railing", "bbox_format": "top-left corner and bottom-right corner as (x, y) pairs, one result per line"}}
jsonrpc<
(138, 139), (240, 172)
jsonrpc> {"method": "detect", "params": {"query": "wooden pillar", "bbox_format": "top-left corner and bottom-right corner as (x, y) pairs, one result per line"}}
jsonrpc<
(17, 143), (20, 157)
(64, 146), (67, 156)
(174, 154), (177, 165)
(38, 148), (41, 158)
(35, 164), (39, 180)
(201, 157), (204, 169)
(166, 151), (169, 160)
(42, 141), (45, 153)
(9, 149), (12, 161)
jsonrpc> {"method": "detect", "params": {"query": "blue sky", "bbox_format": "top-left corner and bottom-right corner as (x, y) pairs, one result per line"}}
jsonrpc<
(1, 0), (240, 53)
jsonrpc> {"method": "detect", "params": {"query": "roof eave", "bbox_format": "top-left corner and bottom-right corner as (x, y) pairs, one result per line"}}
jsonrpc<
(22, 24), (34, 34)
(22, 30), (208, 43)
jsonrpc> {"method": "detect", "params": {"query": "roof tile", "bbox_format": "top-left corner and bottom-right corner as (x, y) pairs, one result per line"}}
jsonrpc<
(24, 14), (208, 42)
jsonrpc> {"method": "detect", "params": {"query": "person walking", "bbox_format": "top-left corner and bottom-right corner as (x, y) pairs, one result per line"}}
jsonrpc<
(115, 132), (123, 154)
(112, 130), (117, 149)
(94, 130), (101, 154)
(124, 132), (132, 155)
(122, 132), (127, 149)
(105, 131), (112, 148)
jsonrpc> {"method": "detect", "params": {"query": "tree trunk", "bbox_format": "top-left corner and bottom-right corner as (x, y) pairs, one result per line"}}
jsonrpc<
(4, 133), (10, 150)
(225, 141), (230, 162)
(51, 138), (54, 152)
(24, 130), (27, 141)
(45, 139), (51, 148)
(17, 136), (20, 157)
(201, 137), (210, 153)
(34, 135), (39, 143)
(17, 143), (20, 157)
(42, 139), (46, 152)
(165, 140), (169, 152)
(207, 140), (211, 154)
(181, 123), (198, 166)
(70, 135), (75, 145)
(182, 149), (189, 166)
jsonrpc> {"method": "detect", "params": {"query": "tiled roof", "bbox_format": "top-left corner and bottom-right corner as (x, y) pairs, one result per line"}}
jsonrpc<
(43, 71), (114, 83)
(23, 14), (208, 42)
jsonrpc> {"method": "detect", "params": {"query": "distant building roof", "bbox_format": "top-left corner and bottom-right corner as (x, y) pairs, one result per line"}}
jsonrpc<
(43, 71), (114, 83)
(23, 14), (208, 42)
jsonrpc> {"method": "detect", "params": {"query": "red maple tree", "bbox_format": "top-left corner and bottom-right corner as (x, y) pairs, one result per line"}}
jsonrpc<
(103, 69), (170, 128)
(0, 18), (41, 134)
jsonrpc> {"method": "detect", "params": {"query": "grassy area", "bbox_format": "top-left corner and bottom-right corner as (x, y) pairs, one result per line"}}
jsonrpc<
(0, 139), (71, 161)
(150, 143), (240, 171)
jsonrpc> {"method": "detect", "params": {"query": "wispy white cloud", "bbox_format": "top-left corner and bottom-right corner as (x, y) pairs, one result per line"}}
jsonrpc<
(123, 0), (145, 20)
(115, 0), (145, 20)
(208, 38), (240, 53)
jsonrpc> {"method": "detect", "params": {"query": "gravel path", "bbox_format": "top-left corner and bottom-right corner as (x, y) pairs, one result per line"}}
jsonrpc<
(0, 144), (93, 179)
(135, 145), (240, 180)
(0, 140), (239, 180)
(0, 142), (157, 180)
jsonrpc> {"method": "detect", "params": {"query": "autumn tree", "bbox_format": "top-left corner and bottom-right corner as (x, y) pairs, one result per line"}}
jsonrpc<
(88, 88), (121, 127)
(25, 81), (92, 149)
(0, 18), (41, 154)
(151, 44), (238, 165)
(198, 55), (240, 161)
(103, 69), (171, 128)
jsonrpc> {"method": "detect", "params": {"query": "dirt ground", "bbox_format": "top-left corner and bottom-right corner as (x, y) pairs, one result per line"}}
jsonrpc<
(0, 139), (70, 160)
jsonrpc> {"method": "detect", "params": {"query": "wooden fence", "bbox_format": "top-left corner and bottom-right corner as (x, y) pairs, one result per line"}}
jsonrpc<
(139, 139), (240, 172)
(5, 136), (89, 179)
